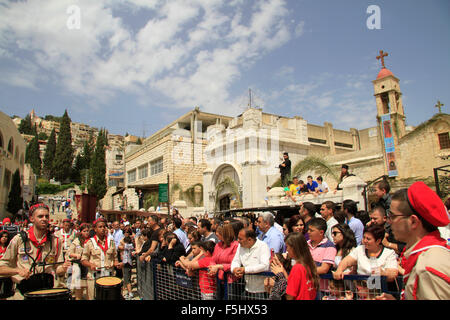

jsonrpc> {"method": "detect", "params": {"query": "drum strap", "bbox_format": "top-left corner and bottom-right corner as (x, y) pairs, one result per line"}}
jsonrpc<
(20, 231), (53, 274)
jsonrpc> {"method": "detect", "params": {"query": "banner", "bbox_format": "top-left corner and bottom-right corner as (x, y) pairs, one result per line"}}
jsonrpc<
(158, 183), (168, 203)
(380, 114), (398, 177)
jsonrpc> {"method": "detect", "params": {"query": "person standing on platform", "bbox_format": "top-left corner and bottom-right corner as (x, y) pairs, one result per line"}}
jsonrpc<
(279, 152), (291, 188)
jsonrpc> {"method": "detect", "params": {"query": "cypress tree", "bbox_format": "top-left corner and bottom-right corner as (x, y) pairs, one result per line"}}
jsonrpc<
(25, 135), (41, 176)
(7, 169), (23, 215)
(88, 129), (107, 201)
(18, 114), (33, 135)
(42, 128), (57, 179)
(53, 110), (73, 183)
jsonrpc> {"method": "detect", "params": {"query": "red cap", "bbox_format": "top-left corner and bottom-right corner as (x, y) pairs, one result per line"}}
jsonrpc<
(2, 218), (10, 224)
(408, 181), (450, 227)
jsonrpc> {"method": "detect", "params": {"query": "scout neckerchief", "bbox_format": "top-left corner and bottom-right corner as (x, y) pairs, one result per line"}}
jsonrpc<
(90, 235), (110, 277)
(93, 235), (108, 255)
(28, 226), (48, 261)
(400, 230), (450, 300)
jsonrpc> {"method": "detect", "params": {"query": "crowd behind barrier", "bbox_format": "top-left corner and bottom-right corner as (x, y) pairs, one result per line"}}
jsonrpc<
(136, 259), (403, 300)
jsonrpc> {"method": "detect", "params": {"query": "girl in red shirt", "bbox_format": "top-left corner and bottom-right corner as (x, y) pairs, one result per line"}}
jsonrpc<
(284, 232), (319, 300)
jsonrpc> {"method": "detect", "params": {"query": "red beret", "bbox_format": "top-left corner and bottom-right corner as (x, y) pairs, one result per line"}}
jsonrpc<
(408, 181), (450, 227)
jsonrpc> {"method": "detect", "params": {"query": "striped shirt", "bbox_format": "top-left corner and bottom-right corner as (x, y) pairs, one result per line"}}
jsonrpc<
(307, 238), (337, 267)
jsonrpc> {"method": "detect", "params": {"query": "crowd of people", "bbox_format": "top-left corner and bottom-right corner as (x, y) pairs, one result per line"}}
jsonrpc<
(0, 179), (449, 301)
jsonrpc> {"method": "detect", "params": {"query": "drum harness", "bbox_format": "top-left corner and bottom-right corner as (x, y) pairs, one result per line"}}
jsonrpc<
(19, 230), (54, 275)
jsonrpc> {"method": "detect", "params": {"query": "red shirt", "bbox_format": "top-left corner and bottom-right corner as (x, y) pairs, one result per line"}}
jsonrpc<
(197, 256), (216, 294)
(211, 240), (239, 281)
(286, 263), (317, 300)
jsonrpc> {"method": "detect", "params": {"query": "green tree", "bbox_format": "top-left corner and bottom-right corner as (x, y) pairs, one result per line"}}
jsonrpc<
(7, 169), (23, 215)
(18, 114), (34, 135)
(71, 153), (83, 184)
(25, 135), (41, 176)
(42, 129), (57, 179)
(88, 129), (107, 201)
(53, 110), (74, 183)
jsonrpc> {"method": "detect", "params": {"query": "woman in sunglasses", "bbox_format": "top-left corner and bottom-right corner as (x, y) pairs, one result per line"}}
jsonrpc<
(330, 223), (357, 271)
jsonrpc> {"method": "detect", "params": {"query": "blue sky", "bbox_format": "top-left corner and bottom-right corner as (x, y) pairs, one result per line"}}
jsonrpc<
(0, 0), (449, 136)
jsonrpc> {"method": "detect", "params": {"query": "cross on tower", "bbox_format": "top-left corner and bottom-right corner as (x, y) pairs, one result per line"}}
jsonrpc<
(376, 50), (389, 69)
(435, 100), (444, 113)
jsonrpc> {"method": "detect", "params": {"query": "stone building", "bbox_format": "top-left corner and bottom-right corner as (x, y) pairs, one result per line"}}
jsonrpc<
(202, 57), (450, 212)
(324, 62), (450, 190)
(0, 111), (35, 219)
(109, 109), (232, 215)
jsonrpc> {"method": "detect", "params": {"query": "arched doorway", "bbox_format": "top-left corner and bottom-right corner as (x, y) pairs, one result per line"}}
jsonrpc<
(211, 163), (241, 211)
(219, 195), (230, 211)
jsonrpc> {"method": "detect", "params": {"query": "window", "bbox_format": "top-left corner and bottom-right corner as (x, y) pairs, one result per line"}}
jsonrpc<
(7, 138), (13, 154)
(127, 169), (136, 184)
(138, 164), (148, 180)
(335, 142), (353, 148)
(115, 154), (123, 161)
(3, 169), (11, 189)
(150, 157), (163, 176)
(438, 132), (450, 150)
(308, 137), (327, 144)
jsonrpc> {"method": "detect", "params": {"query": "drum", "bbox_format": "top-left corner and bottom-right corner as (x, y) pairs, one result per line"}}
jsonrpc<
(24, 288), (72, 300)
(17, 272), (54, 295)
(95, 276), (123, 300)
(0, 277), (14, 299)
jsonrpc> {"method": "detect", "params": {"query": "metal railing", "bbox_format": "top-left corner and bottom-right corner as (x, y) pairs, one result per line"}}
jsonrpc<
(136, 260), (402, 300)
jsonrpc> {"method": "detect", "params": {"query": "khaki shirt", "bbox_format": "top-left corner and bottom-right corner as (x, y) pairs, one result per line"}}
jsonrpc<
(54, 229), (76, 252)
(0, 232), (63, 283)
(81, 237), (117, 270)
(68, 237), (85, 259)
(404, 245), (450, 300)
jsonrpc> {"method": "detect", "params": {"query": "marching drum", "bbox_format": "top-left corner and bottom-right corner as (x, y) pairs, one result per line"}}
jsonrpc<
(17, 272), (54, 295)
(0, 277), (14, 299)
(95, 276), (123, 300)
(24, 288), (72, 300)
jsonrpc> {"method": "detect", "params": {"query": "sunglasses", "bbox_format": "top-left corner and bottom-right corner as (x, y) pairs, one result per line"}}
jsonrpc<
(332, 231), (341, 236)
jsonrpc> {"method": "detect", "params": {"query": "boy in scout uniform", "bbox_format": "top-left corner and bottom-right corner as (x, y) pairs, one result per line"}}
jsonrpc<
(376, 182), (450, 300)
(0, 204), (71, 298)
(54, 218), (77, 287)
(81, 218), (121, 299)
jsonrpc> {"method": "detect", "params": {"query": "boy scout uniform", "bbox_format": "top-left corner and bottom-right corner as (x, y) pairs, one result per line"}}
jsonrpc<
(82, 236), (117, 299)
(68, 238), (88, 293)
(55, 229), (76, 257)
(54, 229), (76, 287)
(0, 233), (63, 293)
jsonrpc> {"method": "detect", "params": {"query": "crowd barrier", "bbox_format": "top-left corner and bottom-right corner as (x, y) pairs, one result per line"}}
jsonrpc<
(136, 260), (403, 300)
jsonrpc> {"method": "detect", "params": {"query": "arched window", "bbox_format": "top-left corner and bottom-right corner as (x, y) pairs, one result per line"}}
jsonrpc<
(7, 137), (13, 154)
(0, 130), (3, 148)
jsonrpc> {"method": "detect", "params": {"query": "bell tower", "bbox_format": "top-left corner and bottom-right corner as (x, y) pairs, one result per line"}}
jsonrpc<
(372, 50), (406, 140)
(372, 50), (405, 177)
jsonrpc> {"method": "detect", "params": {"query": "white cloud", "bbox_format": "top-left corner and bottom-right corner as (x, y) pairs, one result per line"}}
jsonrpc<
(0, 0), (294, 116)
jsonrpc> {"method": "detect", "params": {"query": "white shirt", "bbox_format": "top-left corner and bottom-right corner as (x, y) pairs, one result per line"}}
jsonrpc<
(349, 245), (398, 275)
(317, 181), (329, 192)
(325, 217), (339, 242)
(231, 239), (270, 293)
